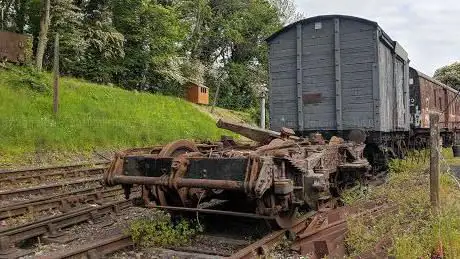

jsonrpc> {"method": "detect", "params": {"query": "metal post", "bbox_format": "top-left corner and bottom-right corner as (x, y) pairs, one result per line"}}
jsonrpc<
(53, 33), (59, 115)
(260, 95), (266, 129)
(429, 113), (440, 214)
(260, 86), (267, 129)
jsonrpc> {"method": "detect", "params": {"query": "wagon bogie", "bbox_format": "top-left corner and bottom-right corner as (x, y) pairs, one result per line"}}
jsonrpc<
(104, 120), (370, 228)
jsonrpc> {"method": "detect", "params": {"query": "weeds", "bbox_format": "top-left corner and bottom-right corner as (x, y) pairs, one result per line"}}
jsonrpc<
(345, 150), (460, 258)
(129, 213), (200, 248)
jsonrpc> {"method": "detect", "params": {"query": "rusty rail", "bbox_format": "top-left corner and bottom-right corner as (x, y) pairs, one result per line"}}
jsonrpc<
(45, 233), (133, 259)
(0, 166), (107, 189)
(38, 205), (391, 259)
(0, 199), (133, 258)
(0, 160), (110, 179)
(291, 204), (396, 259)
(229, 212), (315, 259)
(0, 176), (103, 201)
(0, 187), (124, 220)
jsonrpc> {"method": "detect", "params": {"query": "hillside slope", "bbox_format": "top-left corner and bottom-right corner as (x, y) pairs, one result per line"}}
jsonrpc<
(0, 66), (236, 166)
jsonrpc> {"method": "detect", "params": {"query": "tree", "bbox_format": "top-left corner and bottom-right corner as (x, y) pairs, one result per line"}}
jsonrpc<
(185, 0), (281, 110)
(434, 62), (460, 90)
(111, 0), (185, 92)
(269, 0), (304, 25)
(2, 0), (297, 112)
(35, 0), (51, 71)
(48, 0), (85, 75)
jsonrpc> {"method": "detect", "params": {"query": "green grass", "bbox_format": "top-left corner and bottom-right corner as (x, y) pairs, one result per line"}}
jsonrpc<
(0, 65), (232, 165)
(345, 150), (460, 258)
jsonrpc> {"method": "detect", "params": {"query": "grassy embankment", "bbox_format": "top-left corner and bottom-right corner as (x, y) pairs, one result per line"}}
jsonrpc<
(344, 149), (460, 258)
(0, 65), (238, 166)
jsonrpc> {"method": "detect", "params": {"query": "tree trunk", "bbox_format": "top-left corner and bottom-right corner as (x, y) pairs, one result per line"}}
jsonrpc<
(14, 0), (27, 33)
(35, 0), (51, 71)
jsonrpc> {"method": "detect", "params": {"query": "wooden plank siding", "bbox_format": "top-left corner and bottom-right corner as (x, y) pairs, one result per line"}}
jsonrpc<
(301, 19), (335, 130)
(267, 15), (410, 133)
(269, 28), (298, 130)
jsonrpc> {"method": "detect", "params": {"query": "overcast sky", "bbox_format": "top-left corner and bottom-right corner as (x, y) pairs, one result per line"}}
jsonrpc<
(294, 0), (460, 75)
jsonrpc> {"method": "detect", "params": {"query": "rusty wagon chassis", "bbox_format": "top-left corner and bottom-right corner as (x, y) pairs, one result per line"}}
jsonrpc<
(104, 120), (370, 228)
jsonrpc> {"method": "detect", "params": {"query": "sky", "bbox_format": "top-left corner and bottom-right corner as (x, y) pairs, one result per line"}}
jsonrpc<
(294, 0), (460, 76)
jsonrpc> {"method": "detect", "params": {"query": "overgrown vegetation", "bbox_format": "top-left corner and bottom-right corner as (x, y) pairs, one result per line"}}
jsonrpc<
(434, 62), (460, 90)
(1, 0), (304, 111)
(0, 66), (234, 165)
(345, 150), (460, 258)
(129, 213), (200, 247)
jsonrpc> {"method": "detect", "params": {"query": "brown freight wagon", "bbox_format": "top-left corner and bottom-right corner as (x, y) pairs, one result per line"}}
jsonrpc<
(0, 31), (32, 64)
(409, 67), (460, 146)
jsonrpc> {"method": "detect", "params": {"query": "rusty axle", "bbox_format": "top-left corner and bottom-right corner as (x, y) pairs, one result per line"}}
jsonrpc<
(112, 175), (244, 191)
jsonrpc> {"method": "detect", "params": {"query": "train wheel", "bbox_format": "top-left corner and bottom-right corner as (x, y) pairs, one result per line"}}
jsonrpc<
(259, 193), (296, 229)
(399, 140), (408, 158)
(415, 136), (425, 150)
(275, 208), (297, 229)
(364, 144), (390, 173)
(395, 140), (408, 159)
(158, 139), (200, 157)
(153, 140), (200, 208)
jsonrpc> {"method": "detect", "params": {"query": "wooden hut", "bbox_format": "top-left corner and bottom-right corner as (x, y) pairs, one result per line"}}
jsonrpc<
(0, 31), (31, 64)
(185, 81), (209, 105)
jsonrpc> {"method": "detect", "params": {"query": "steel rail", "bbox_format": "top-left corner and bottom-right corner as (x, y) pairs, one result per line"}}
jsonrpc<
(0, 166), (107, 188)
(0, 160), (110, 179)
(229, 211), (315, 259)
(0, 187), (123, 220)
(46, 233), (133, 259)
(0, 176), (103, 200)
(0, 199), (133, 255)
(1, 186), (111, 208)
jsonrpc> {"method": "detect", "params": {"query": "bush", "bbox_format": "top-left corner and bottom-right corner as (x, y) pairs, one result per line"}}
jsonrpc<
(129, 213), (200, 247)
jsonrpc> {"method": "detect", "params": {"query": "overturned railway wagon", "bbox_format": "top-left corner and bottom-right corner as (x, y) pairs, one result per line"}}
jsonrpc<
(266, 15), (410, 167)
(104, 120), (370, 228)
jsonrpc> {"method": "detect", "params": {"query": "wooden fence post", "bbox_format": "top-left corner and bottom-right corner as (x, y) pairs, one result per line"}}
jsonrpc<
(53, 33), (59, 115)
(429, 113), (440, 214)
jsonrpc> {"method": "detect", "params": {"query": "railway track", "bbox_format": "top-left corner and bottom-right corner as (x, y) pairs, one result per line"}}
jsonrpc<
(0, 186), (124, 220)
(0, 158), (391, 258)
(36, 202), (391, 259)
(0, 199), (133, 258)
(0, 166), (108, 190)
(44, 233), (133, 259)
(0, 160), (109, 180)
(0, 162), (107, 190)
(0, 176), (104, 202)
